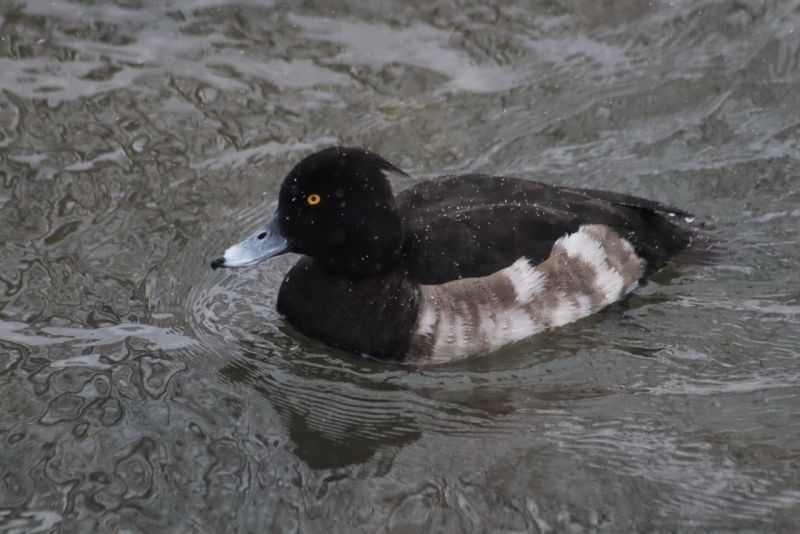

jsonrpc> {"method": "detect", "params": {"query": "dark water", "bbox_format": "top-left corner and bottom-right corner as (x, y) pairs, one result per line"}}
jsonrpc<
(1, 0), (800, 532)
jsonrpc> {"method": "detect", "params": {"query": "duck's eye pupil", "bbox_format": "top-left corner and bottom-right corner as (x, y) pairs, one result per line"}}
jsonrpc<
(257, 232), (267, 240)
(307, 194), (321, 206)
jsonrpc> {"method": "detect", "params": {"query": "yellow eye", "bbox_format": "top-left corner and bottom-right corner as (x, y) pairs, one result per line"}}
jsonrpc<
(307, 193), (321, 206)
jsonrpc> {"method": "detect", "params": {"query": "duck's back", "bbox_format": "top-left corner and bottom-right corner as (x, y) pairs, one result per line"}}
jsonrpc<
(397, 174), (693, 284)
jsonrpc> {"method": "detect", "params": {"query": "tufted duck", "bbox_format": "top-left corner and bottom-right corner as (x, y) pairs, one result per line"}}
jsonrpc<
(211, 147), (697, 362)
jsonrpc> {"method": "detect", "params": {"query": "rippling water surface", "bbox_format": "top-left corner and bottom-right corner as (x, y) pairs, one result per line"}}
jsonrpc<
(1, 0), (800, 532)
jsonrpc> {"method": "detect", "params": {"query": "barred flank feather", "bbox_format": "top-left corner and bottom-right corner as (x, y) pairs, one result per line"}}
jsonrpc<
(408, 225), (645, 362)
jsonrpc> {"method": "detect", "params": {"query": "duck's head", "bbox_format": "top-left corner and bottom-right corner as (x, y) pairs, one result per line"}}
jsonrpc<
(211, 147), (407, 277)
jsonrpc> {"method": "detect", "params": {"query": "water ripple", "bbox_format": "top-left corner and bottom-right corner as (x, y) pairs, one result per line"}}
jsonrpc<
(2, 0), (800, 531)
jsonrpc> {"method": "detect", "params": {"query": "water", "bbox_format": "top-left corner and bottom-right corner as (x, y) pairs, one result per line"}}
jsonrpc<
(1, 0), (799, 531)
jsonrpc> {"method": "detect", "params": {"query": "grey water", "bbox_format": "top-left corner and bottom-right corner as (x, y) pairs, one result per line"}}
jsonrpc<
(1, 0), (799, 532)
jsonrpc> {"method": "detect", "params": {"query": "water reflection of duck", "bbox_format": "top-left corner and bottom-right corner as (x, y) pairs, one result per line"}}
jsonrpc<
(211, 147), (698, 362)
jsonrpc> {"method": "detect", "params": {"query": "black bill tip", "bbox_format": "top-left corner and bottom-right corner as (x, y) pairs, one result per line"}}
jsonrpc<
(210, 256), (225, 270)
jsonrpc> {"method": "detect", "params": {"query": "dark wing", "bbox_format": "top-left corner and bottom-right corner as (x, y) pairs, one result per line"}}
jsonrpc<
(397, 174), (693, 284)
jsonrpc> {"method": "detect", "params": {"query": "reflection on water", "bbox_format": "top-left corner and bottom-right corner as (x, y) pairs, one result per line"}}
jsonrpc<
(1, 0), (800, 531)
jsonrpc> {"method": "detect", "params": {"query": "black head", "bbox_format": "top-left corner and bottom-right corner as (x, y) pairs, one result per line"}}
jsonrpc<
(211, 147), (407, 277)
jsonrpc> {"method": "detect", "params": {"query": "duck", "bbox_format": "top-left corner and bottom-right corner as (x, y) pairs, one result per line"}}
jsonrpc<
(210, 146), (697, 363)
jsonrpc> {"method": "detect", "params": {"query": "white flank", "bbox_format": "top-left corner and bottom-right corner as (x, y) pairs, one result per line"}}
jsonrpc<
(416, 304), (437, 337)
(546, 292), (581, 328)
(575, 293), (593, 316)
(410, 225), (645, 362)
(619, 236), (636, 253)
(557, 229), (625, 299)
(450, 312), (468, 351)
(504, 258), (546, 303)
(503, 308), (539, 343)
(557, 229), (607, 266)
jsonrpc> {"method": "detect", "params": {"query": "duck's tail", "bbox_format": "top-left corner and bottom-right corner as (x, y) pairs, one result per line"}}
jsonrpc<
(561, 185), (719, 272)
